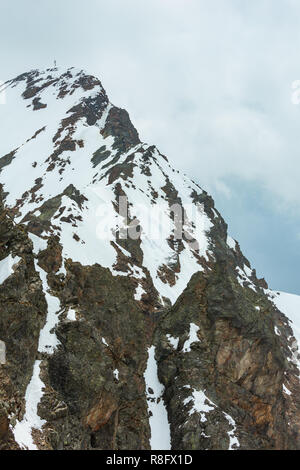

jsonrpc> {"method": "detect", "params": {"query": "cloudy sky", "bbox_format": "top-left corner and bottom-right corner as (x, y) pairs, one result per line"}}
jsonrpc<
(1, 0), (299, 294)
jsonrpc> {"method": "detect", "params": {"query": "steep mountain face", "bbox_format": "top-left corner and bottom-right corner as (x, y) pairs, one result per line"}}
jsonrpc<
(0, 67), (299, 450)
(0, 193), (47, 449)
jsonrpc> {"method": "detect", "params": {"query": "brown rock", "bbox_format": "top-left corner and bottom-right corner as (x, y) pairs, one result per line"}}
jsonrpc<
(85, 393), (118, 432)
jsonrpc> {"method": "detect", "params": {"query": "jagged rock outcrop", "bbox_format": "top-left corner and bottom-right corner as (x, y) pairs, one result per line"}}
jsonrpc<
(0, 191), (47, 449)
(0, 67), (299, 450)
(40, 256), (153, 450)
(155, 266), (300, 450)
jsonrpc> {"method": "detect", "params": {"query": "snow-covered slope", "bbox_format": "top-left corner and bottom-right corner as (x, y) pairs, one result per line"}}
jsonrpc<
(0, 67), (218, 305)
(273, 292), (300, 341)
(273, 291), (300, 375)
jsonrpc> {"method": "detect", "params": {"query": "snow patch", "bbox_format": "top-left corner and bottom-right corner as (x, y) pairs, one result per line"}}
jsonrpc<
(274, 326), (281, 336)
(183, 388), (240, 450)
(272, 291), (300, 380)
(36, 263), (60, 354)
(182, 323), (200, 353)
(183, 389), (216, 421)
(66, 308), (76, 321)
(13, 361), (46, 450)
(283, 384), (292, 396)
(28, 233), (48, 254)
(134, 283), (146, 301)
(144, 346), (171, 450)
(0, 254), (21, 284)
(166, 334), (179, 350)
(227, 236), (236, 250)
(236, 266), (257, 292)
(223, 412), (240, 450)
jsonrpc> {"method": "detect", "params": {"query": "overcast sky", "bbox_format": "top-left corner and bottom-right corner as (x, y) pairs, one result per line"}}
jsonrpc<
(0, 0), (299, 294)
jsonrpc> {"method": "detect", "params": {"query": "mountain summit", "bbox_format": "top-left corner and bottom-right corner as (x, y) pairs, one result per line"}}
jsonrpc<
(0, 67), (299, 450)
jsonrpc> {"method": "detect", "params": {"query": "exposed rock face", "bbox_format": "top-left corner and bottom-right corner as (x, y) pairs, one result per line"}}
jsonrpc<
(0, 67), (299, 450)
(156, 267), (300, 450)
(0, 191), (47, 449)
(42, 259), (152, 450)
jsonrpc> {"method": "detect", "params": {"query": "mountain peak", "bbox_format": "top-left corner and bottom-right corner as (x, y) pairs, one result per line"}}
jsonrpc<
(1, 67), (300, 451)
(0, 68), (272, 305)
(11, 66), (104, 92)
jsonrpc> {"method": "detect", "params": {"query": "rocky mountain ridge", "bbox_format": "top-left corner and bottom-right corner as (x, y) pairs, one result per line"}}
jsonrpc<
(0, 67), (299, 450)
